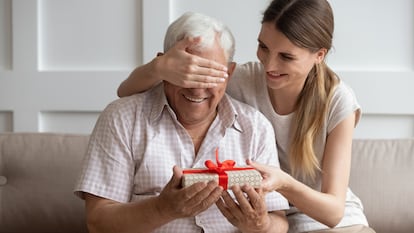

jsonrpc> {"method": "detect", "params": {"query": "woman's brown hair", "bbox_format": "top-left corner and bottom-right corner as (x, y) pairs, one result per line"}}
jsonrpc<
(263, 0), (339, 180)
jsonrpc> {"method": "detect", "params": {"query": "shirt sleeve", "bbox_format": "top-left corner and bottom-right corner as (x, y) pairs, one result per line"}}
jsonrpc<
(327, 80), (362, 133)
(74, 98), (137, 203)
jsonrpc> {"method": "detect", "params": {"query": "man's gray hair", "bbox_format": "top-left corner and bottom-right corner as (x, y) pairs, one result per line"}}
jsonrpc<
(163, 12), (236, 62)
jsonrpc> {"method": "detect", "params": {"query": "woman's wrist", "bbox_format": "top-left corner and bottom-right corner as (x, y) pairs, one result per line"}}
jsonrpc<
(277, 170), (294, 194)
(149, 55), (165, 83)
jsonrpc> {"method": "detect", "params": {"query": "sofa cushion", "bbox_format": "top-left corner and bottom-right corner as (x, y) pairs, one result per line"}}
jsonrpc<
(350, 138), (414, 233)
(0, 133), (89, 233)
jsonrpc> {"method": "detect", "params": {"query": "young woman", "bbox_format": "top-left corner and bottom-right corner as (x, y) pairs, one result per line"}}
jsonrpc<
(117, 0), (374, 232)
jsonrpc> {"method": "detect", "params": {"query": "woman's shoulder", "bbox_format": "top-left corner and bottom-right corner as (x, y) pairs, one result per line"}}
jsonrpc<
(227, 61), (265, 106)
(332, 79), (359, 106)
(229, 61), (264, 90)
(327, 79), (361, 130)
(234, 61), (264, 78)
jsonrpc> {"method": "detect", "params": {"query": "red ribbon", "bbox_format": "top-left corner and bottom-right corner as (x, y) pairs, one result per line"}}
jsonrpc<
(182, 148), (254, 189)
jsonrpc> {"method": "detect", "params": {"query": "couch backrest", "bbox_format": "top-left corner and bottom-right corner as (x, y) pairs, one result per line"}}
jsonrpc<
(350, 138), (414, 233)
(1, 133), (413, 233)
(0, 133), (89, 233)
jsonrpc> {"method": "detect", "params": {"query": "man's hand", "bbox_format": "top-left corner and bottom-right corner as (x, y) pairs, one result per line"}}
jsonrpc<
(216, 185), (272, 233)
(155, 166), (224, 220)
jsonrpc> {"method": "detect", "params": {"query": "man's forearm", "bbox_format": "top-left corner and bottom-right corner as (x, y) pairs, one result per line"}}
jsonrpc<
(266, 211), (289, 233)
(86, 195), (174, 233)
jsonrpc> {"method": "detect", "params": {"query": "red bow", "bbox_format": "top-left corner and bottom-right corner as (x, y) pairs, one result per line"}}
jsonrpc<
(204, 148), (235, 171)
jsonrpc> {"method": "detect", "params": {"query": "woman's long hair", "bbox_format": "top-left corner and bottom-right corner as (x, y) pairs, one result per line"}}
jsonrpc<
(263, 0), (339, 180)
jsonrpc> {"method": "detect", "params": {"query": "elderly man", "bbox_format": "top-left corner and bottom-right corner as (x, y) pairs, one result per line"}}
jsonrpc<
(74, 12), (288, 233)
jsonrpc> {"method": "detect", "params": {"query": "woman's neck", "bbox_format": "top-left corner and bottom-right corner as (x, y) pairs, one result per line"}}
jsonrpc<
(268, 87), (299, 115)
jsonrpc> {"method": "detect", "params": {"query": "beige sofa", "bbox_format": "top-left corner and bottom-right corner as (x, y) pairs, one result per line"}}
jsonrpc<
(0, 133), (413, 233)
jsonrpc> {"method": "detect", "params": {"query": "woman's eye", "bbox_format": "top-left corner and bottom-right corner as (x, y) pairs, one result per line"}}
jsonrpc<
(281, 54), (293, 61)
(258, 43), (268, 50)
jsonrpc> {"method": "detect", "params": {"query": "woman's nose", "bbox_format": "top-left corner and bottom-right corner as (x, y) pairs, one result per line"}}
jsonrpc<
(263, 57), (279, 71)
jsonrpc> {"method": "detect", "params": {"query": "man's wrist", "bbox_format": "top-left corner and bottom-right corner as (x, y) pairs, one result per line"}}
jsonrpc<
(150, 196), (175, 224)
(241, 213), (272, 233)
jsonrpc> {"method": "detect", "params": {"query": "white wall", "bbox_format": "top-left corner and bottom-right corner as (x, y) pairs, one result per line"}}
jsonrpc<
(0, 0), (140, 133)
(0, 0), (413, 138)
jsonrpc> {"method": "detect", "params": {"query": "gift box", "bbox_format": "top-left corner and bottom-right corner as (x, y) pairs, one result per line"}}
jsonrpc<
(181, 149), (262, 189)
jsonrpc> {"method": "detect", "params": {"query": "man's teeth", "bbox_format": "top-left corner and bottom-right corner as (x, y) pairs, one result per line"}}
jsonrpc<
(185, 96), (205, 102)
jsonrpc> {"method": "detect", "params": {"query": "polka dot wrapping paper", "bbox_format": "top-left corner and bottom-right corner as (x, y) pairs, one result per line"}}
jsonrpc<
(182, 168), (262, 189)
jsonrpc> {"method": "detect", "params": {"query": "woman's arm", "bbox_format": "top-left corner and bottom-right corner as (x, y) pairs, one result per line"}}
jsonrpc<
(282, 113), (355, 227)
(250, 113), (356, 228)
(117, 37), (229, 97)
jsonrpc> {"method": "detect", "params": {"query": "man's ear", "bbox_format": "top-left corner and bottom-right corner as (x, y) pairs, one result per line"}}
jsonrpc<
(227, 62), (237, 80)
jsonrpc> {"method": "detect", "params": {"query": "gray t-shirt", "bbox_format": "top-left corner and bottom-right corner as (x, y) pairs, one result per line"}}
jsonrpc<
(227, 61), (368, 232)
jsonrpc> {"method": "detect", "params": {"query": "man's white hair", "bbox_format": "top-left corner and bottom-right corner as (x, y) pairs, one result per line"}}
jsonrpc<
(163, 12), (235, 62)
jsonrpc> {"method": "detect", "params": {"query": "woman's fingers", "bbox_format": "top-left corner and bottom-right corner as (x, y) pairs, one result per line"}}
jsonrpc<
(247, 160), (280, 192)
(247, 160), (269, 173)
(170, 37), (229, 87)
(180, 36), (228, 73)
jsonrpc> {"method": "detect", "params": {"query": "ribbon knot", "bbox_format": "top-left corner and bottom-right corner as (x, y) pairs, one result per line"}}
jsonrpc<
(204, 148), (235, 171)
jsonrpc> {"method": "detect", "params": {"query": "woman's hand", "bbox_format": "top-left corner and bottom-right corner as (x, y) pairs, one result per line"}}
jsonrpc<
(155, 36), (229, 88)
(247, 160), (290, 193)
(216, 185), (272, 233)
(117, 36), (230, 97)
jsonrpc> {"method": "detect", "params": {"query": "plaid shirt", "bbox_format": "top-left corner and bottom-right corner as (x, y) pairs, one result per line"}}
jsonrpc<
(75, 83), (288, 233)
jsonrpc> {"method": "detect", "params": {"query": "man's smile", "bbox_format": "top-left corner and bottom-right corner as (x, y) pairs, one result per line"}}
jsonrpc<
(184, 95), (207, 103)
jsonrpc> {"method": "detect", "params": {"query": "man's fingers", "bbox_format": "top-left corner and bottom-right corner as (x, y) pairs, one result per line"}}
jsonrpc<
(173, 181), (222, 216)
(169, 166), (183, 187)
(241, 185), (266, 211)
(231, 185), (254, 212)
(222, 189), (241, 212)
(216, 197), (237, 225)
(184, 181), (222, 208)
